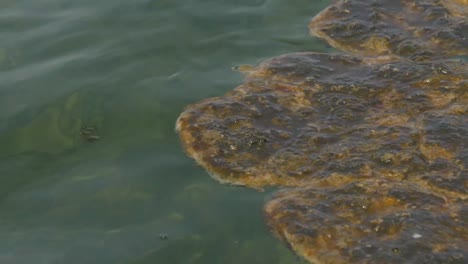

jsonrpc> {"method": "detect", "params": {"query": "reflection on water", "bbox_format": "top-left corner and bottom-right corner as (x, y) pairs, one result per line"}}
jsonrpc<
(0, 0), (329, 263)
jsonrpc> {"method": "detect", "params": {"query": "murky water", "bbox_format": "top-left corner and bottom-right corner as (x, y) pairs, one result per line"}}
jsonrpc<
(0, 0), (331, 263)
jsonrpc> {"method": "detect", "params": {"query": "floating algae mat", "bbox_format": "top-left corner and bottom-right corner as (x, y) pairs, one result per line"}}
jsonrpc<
(309, 0), (468, 58)
(177, 0), (468, 263)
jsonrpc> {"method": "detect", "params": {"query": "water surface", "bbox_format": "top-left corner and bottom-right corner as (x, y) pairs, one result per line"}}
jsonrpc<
(0, 1), (330, 263)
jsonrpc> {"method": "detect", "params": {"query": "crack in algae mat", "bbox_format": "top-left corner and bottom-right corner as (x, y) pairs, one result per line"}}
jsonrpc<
(177, 0), (468, 263)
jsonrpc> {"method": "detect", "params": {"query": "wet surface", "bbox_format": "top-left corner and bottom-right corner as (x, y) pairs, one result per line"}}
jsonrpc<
(1, 0), (333, 263)
(265, 180), (467, 264)
(309, 0), (468, 58)
(177, 53), (467, 194)
(176, 0), (468, 263)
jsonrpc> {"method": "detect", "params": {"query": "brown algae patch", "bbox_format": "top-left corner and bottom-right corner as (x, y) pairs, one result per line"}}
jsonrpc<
(176, 52), (467, 263)
(265, 180), (467, 264)
(309, 0), (468, 57)
(177, 52), (466, 190)
(176, 1), (468, 263)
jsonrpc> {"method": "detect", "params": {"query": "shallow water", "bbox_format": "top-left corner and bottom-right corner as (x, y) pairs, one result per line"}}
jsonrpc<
(0, 0), (331, 263)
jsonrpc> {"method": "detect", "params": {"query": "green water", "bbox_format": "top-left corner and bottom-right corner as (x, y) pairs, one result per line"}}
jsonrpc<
(0, 1), (331, 263)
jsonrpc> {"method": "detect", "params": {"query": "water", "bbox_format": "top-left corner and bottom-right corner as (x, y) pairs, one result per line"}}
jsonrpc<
(0, 1), (331, 263)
